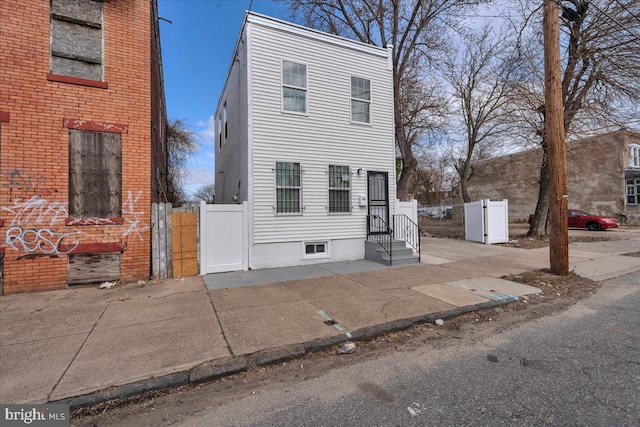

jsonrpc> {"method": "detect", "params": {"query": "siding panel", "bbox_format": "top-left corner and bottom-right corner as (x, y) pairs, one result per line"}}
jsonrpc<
(248, 21), (395, 244)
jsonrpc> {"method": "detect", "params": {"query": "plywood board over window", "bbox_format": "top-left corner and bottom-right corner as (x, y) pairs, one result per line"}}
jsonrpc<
(69, 129), (122, 218)
(68, 253), (120, 285)
(50, 0), (103, 81)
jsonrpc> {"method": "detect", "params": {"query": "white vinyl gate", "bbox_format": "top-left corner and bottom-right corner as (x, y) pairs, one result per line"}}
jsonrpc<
(464, 199), (509, 244)
(200, 201), (248, 274)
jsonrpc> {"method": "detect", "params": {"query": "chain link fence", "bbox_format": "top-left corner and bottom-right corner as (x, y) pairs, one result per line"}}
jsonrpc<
(418, 203), (466, 239)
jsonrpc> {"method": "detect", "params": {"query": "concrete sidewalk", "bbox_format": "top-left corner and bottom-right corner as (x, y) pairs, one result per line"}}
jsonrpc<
(1, 234), (639, 407)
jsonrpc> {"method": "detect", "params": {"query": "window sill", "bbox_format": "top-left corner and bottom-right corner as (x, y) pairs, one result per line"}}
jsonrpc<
(60, 241), (128, 255)
(47, 73), (108, 89)
(65, 217), (124, 226)
(281, 109), (309, 117)
(350, 120), (372, 127)
(275, 212), (303, 216)
(328, 212), (352, 216)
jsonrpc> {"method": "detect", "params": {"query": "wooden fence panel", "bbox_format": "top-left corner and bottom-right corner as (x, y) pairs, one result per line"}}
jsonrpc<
(152, 202), (172, 279)
(171, 210), (198, 277)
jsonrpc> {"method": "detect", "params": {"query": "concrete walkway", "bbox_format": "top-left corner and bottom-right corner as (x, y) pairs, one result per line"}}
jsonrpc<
(1, 232), (639, 406)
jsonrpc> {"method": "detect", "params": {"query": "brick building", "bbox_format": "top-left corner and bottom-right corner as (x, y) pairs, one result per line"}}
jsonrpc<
(0, 0), (168, 293)
(467, 130), (640, 225)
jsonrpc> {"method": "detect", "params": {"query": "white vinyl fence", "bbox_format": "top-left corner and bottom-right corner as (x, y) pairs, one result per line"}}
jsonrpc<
(464, 199), (509, 244)
(200, 202), (248, 274)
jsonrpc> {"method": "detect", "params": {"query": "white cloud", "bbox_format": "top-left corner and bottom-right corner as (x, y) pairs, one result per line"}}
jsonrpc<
(181, 114), (217, 195)
(197, 114), (217, 148)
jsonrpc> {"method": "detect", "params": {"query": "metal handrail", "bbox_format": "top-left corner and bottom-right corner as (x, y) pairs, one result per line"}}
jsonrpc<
(393, 214), (422, 263)
(367, 215), (392, 262)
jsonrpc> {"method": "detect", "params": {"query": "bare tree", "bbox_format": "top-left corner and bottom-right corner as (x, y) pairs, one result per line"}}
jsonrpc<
(515, 0), (640, 235)
(167, 118), (199, 207)
(416, 152), (457, 204)
(281, 0), (480, 199)
(193, 182), (215, 204)
(443, 26), (519, 202)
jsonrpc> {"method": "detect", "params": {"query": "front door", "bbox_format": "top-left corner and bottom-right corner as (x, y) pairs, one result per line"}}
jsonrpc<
(367, 171), (389, 234)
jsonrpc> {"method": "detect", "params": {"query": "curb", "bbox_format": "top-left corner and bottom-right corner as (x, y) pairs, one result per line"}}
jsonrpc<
(252, 344), (306, 367)
(59, 297), (519, 411)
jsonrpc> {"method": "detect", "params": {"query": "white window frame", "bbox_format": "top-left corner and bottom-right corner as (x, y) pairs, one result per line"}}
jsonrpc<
(302, 241), (330, 260)
(627, 178), (639, 205)
(274, 161), (302, 215)
(630, 144), (640, 168)
(223, 102), (228, 141)
(217, 113), (222, 151)
(281, 60), (308, 115)
(328, 164), (351, 214)
(350, 76), (371, 124)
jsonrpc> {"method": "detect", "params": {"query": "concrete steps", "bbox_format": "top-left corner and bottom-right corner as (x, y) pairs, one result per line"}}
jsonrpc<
(364, 239), (420, 266)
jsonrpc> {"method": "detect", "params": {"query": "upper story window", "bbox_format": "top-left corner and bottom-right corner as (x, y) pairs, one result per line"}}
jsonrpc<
(223, 102), (228, 139)
(351, 76), (371, 123)
(282, 61), (307, 113)
(50, 0), (103, 81)
(275, 161), (301, 214)
(627, 178), (639, 205)
(217, 113), (222, 150)
(328, 165), (351, 213)
(630, 144), (640, 168)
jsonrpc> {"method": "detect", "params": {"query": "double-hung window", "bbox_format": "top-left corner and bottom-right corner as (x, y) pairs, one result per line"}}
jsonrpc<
(328, 165), (351, 213)
(275, 162), (301, 214)
(282, 61), (307, 113)
(630, 144), (640, 168)
(351, 76), (371, 123)
(627, 178), (640, 205)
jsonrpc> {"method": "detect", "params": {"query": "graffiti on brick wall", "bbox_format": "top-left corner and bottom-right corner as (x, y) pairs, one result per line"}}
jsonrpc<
(2, 195), (79, 258)
(2, 196), (68, 226)
(122, 190), (148, 241)
(2, 169), (46, 193)
(5, 226), (80, 259)
(66, 217), (119, 226)
(1, 174), (149, 259)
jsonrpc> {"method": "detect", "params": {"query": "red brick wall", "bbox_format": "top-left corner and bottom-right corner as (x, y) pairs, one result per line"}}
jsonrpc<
(0, 0), (153, 293)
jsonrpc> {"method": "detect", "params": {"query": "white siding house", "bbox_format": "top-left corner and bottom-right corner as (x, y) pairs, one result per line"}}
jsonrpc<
(215, 12), (398, 269)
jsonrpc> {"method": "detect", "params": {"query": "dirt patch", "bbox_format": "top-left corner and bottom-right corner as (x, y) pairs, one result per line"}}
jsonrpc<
(501, 234), (615, 250)
(72, 271), (600, 426)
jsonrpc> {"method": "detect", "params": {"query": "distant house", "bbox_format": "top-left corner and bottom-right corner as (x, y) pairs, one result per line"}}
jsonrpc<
(213, 12), (415, 270)
(0, 0), (168, 293)
(467, 130), (640, 225)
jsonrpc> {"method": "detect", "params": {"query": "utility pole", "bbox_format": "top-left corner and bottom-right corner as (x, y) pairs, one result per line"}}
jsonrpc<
(543, 0), (569, 275)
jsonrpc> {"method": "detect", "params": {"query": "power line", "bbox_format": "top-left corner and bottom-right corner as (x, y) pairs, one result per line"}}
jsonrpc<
(587, 1), (640, 43)
(612, 0), (640, 25)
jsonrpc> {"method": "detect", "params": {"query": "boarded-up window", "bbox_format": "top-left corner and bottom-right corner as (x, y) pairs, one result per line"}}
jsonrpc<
(68, 253), (120, 285)
(50, 0), (103, 81)
(69, 130), (122, 217)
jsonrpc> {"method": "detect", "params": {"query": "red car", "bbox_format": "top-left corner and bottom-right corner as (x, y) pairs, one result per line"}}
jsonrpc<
(567, 209), (618, 231)
(528, 210), (619, 231)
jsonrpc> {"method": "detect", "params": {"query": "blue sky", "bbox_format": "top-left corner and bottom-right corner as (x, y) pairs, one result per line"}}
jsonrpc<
(158, 0), (290, 196)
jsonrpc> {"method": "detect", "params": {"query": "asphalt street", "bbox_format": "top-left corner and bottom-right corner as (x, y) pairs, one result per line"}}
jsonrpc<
(179, 271), (640, 426)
